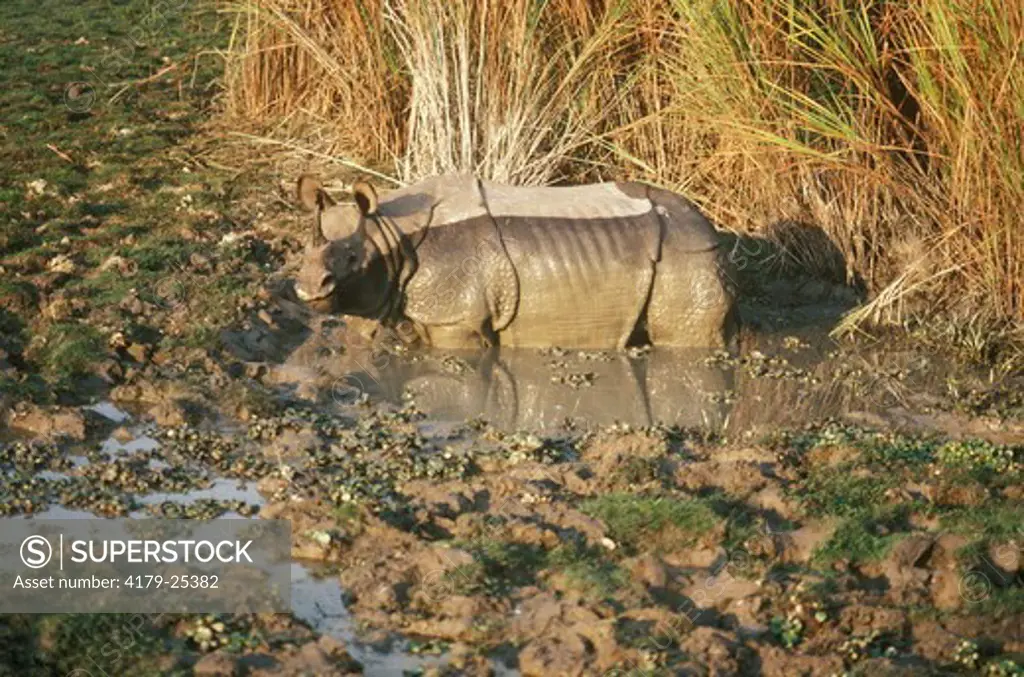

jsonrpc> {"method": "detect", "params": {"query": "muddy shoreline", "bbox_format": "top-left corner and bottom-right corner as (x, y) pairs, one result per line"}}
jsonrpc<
(2, 324), (1023, 674)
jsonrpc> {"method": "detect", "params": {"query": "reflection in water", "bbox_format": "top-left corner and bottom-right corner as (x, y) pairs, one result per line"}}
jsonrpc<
(321, 323), (983, 435)
(341, 347), (735, 432)
(86, 401), (131, 423)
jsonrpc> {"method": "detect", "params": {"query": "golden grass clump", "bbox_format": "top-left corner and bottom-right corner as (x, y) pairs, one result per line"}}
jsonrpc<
(222, 0), (1024, 330)
(223, 0), (407, 162)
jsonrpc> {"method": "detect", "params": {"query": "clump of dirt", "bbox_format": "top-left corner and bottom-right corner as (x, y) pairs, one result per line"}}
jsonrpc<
(229, 416), (1022, 675)
(3, 386), (1022, 674)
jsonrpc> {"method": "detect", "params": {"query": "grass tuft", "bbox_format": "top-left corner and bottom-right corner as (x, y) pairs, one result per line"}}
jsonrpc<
(580, 492), (720, 552)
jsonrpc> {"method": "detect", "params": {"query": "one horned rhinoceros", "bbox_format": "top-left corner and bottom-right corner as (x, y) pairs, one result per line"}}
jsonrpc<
(293, 174), (739, 350)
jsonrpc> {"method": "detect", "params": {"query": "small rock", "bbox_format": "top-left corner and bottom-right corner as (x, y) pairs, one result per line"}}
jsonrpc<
(126, 343), (150, 363)
(984, 541), (1021, 584)
(43, 296), (75, 321)
(46, 254), (77, 275)
(315, 634), (362, 672)
(907, 511), (941, 531)
(92, 358), (124, 384)
(294, 642), (333, 673)
(192, 650), (240, 677)
(256, 477), (289, 498)
(6, 404), (86, 440)
(190, 252), (212, 271)
(179, 226), (201, 241)
(112, 426), (134, 443)
(257, 309), (276, 327)
(148, 399), (188, 427)
(151, 348), (176, 367)
(26, 179), (48, 197)
(119, 295), (146, 316)
(100, 255), (138, 276)
(245, 362), (268, 379)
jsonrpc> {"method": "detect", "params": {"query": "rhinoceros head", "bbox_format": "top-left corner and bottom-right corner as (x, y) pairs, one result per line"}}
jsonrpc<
(293, 175), (381, 314)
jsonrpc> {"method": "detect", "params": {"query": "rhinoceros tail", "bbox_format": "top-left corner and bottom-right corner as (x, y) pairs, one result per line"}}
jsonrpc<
(644, 185), (723, 255)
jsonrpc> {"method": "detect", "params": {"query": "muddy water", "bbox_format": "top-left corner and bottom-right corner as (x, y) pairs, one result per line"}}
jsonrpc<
(278, 311), (995, 440)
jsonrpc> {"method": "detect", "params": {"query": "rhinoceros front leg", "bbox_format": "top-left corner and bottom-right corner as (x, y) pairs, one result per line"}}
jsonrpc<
(413, 288), (499, 349)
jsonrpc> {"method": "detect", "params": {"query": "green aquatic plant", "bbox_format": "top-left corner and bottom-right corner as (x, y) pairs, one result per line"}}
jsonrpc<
(936, 440), (1020, 475)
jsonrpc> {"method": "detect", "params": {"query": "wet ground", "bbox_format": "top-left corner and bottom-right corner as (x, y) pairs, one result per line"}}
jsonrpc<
(3, 312), (1023, 675)
(3, 403), (506, 675)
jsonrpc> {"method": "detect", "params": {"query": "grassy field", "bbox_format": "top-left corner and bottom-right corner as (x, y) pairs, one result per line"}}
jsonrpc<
(224, 0), (1024, 336)
(0, 0), (281, 401)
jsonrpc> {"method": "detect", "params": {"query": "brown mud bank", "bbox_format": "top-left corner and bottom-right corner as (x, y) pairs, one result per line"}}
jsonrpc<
(265, 428), (1024, 676)
(22, 306), (1013, 674)
(8, 391), (1021, 675)
(3, 292), (1024, 676)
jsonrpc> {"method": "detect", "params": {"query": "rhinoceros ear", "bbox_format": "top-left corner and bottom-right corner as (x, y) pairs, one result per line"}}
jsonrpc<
(352, 182), (378, 217)
(297, 174), (336, 212)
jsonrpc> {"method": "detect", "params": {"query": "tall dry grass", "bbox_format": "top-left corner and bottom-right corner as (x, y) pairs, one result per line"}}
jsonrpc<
(221, 0), (1024, 330)
(223, 0), (407, 161)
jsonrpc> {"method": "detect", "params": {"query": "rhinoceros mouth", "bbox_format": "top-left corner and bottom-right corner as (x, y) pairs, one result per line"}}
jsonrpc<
(295, 287), (327, 302)
(294, 281), (336, 302)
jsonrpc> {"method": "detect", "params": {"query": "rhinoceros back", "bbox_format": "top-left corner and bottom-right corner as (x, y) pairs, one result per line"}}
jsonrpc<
(478, 181), (663, 349)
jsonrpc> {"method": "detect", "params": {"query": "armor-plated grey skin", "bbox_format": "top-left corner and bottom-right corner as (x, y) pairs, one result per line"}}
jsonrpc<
(294, 174), (738, 350)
